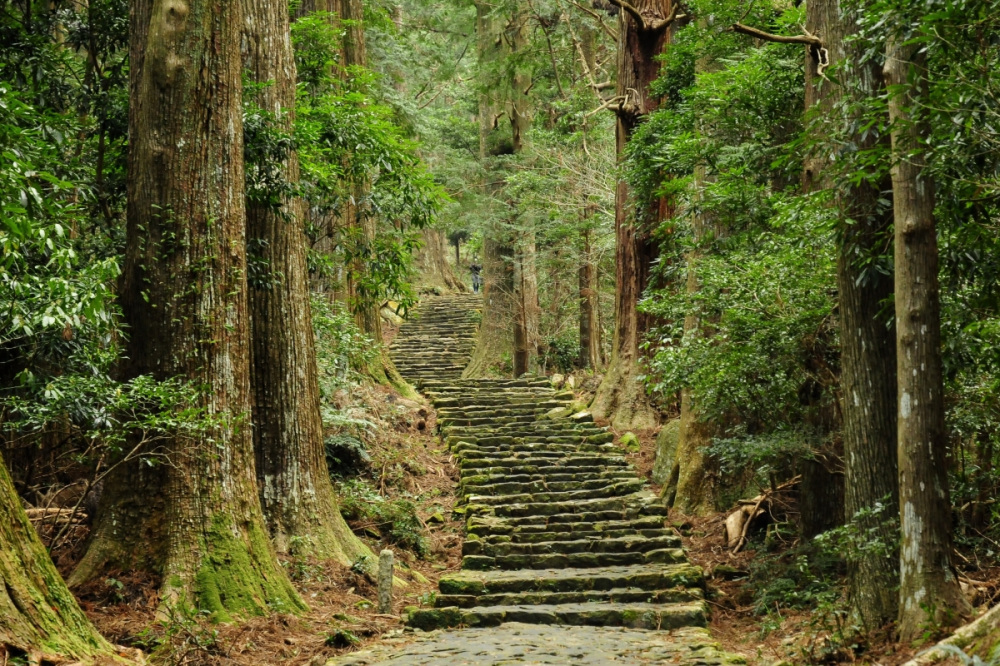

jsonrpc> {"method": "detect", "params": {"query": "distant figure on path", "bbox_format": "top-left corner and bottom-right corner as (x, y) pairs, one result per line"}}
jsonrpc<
(470, 262), (482, 293)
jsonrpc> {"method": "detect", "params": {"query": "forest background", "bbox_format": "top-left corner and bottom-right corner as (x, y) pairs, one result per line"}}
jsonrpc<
(2, 0), (1000, 663)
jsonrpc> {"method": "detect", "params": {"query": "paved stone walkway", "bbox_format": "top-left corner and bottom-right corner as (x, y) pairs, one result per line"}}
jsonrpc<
(331, 623), (743, 665)
(332, 295), (745, 664)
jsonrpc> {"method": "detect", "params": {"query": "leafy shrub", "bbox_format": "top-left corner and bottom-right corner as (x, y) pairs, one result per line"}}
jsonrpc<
(336, 478), (429, 557)
(325, 434), (372, 477)
(540, 335), (578, 374)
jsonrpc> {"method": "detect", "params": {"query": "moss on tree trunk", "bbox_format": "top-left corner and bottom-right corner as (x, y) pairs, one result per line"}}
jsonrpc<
(70, 0), (304, 618)
(0, 452), (117, 662)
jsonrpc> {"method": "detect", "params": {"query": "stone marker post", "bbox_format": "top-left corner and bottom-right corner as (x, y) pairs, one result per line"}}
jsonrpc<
(378, 549), (394, 613)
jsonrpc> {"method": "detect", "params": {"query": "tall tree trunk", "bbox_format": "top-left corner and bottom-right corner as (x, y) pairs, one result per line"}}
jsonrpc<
(336, 0), (414, 395)
(0, 453), (115, 662)
(414, 228), (466, 292)
(464, 0), (514, 377)
(802, 0), (899, 627)
(509, 11), (539, 377)
(672, 32), (714, 515)
(589, 0), (672, 430)
(70, 0), (303, 618)
(579, 226), (601, 369)
(885, 35), (970, 641)
(242, 0), (371, 564)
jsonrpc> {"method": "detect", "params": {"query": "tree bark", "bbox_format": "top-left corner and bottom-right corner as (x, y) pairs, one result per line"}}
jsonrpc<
(671, 29), (715, 515)
(242, 0), (371, 565)
(589, 0), (672, 430)
(579, 226), (601, 369)
(464, 0), (514, 377)
(334, 0), (413, 395)
(801, 1), (896, 621)
(508, 11), (539, 377)
(413, 228), (466, 293)
(885, 34), (970, 641)
(71, 0), (303, 618)
(0, 452), (115, 662)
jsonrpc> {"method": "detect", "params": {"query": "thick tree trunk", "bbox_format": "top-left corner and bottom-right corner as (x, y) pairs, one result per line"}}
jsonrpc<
(509, 12), (539, 377)
(413, 228), (466, 292)
(885, 36), (970, 641)
(579, 227), (601, 369)
(464, 0), (513, 377)
(589, 0), (672, 430)
(0, 453), (114, 662)
(464, 238), (514, 377)
(242, 0), (371, 565)
(71, 0), (303, 618)
(671, 36), (715, 515)
(802, 0), (899, 625)
(513, 232), (539, 376)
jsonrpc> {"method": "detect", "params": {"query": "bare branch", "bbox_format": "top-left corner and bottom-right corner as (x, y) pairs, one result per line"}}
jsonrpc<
(584, 95), (625, 119)
(730, 22), (822, 47)
(606, 0), (684, 32)
(564, 0), (619, 40)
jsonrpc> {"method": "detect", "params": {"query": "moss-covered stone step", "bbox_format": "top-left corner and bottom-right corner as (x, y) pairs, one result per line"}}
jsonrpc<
(458, 451), (627, 471)
(436, 585), (704, 609)
(462, 533), (683, 558)
(473, 527), (676, 546)
(468, 492), (663, 519)
(451, 440), (615, 457)
(461, 547), (687, 571)
(460, 473), (638, 495)
(458, 451), (627, 467)
(463, 480), (646, 506)
(466, 514), (670, 537)
(439, 563), (705, 596)
(407, 600), (708, 631)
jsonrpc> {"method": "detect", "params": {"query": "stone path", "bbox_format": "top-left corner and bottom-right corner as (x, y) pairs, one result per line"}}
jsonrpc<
(331, 295), (744, 665)
(388, 294), (481, 382)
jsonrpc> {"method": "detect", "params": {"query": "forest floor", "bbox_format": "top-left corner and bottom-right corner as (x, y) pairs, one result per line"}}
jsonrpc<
(38, 378), (465, 666)
(31, 365), (1000, 665)
(623, 426), (1000, 666)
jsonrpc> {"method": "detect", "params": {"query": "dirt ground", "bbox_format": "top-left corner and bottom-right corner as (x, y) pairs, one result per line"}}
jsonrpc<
(26, 379), (1000, 666)
(32, 382), (463, 666)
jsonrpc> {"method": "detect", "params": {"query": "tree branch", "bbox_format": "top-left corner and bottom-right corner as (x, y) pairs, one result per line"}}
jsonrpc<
(606, 0), (684, 32)
(730, 22), (822, 47)
(583, 95), (625, 119)
(564, 0), (618, 41)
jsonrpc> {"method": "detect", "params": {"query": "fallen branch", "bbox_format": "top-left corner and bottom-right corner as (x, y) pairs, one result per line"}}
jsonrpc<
(724, 476), (800, 553)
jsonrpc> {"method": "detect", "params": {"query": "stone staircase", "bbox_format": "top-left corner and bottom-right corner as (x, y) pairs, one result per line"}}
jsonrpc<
(389, 294), (481, 383)
(329, 295), (744, 664)
(406, 377), (710, 632)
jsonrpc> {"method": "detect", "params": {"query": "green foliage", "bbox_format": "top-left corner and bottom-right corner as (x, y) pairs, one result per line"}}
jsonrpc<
(336, 478), (429, 557)
(539, 334), (577, 374)
(292, 12), (446, 315)
(312, 296), (379, 393)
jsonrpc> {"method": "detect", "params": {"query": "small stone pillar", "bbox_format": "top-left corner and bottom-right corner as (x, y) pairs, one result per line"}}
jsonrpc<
(377, 549), (394, 613)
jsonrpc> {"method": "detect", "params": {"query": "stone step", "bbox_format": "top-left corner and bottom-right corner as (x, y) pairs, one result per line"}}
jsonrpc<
(461, 547), (687, 571)
(467, 514), (669, 537)
(407, 600), (708, 631)
(460, 473), (638, 495)
(439, 563), (704, 596)
(477, 526), (675, 544)
(436, 585), (704, 609)
(462, 533), (683, 558)
(464, 480), (646, 506)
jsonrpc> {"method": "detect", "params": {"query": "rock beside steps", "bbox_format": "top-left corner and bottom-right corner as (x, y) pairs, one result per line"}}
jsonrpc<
(389, 294), (481, 383)
(406, 378), (713, 634)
